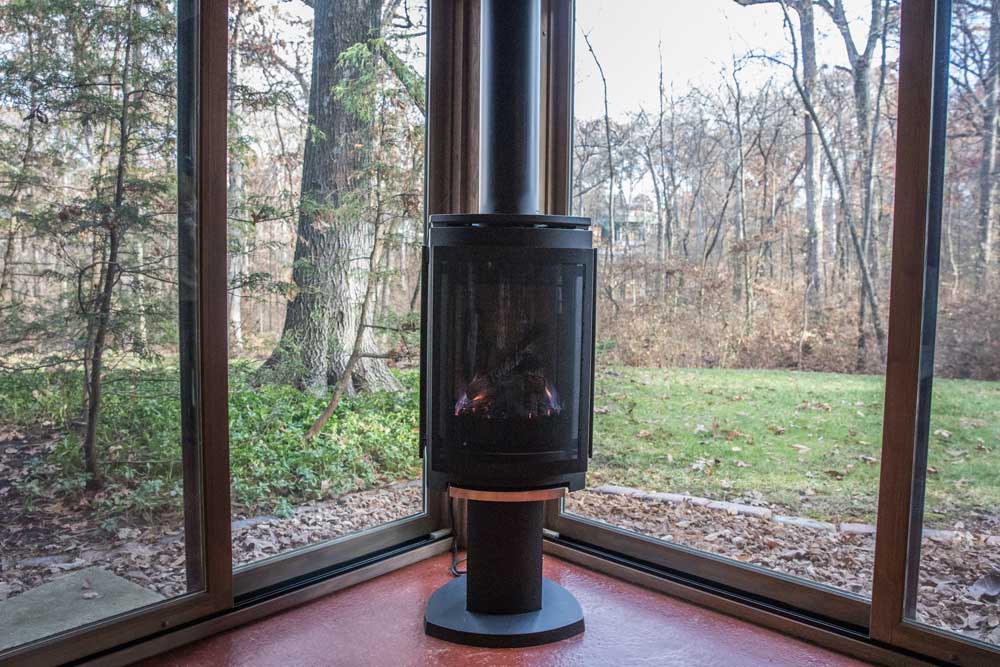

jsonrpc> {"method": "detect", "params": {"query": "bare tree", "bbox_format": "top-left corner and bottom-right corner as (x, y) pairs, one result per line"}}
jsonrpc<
(951, 0), (1000, 288)
(735, 0), (822, 306)
(582, 29), (616, 269)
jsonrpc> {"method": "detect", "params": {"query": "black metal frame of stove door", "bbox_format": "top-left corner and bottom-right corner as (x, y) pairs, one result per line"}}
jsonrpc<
(423, 221), (597, 493)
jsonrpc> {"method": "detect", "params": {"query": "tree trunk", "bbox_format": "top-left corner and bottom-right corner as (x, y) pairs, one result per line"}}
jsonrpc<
(228, 0), (246, 352)
(269, 0), (400, 395)
(976, 0), (1000, 289)
(583, 31), (615, 271)
(0, 67), (39, 301)
(798, 0), (822, 307)
(733, 0), (821, 303)
(135, 240), (148, 349)
(82, 1), (136, 488)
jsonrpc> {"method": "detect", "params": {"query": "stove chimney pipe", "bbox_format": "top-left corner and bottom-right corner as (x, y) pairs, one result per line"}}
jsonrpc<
(479, 0), (540, 215)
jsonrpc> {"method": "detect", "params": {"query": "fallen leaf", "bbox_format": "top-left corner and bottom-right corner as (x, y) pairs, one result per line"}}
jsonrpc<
(934, 428), (952, 440)
(968, 573), (1000, 602)
(637, 430), (652, 439)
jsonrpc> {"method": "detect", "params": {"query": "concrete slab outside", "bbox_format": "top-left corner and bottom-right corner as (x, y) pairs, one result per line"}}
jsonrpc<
(0, 566), (164, 651)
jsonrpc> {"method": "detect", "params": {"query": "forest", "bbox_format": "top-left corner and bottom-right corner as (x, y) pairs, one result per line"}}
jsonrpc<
(0, 0), (998, 643)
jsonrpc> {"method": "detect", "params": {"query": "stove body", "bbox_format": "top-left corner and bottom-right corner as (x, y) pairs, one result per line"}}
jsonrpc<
(422, 215), (595, 493)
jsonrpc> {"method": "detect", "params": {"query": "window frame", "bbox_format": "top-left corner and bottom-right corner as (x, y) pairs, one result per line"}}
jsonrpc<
(871, 2), (1000, 664)
(0, 2), (233, 665)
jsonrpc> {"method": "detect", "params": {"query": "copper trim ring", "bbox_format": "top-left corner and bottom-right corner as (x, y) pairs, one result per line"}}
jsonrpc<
(448, 486), (569, 503)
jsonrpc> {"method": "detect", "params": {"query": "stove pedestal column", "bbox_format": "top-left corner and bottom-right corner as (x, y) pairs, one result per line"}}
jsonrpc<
(466, 500), (543, 613)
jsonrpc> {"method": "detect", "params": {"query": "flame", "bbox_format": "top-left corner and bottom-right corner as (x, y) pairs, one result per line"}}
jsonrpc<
(454, 375), (562, 419)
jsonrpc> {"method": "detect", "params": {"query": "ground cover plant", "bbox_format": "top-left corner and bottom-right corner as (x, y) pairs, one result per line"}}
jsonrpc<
(0, 366), (421, 525)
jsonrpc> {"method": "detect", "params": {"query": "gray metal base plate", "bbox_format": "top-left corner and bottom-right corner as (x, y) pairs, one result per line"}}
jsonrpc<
(424, 576), (585, 648)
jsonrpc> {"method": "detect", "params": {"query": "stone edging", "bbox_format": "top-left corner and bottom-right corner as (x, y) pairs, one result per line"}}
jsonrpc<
(586, 485), (1000, 545)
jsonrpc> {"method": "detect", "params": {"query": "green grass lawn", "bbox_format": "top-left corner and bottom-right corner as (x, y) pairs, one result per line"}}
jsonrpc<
(589, 366), (1000, 524)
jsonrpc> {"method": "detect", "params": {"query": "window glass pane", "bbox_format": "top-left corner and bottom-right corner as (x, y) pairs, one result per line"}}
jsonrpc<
(909, 0), (1000, 646)
(0, 0), (202, 652)
(226, 0), (426, 568)
(568, 0), (897, 597)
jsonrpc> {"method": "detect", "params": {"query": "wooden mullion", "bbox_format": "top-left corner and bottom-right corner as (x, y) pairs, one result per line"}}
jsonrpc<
(426, 0), (481, 542)
(427, 0), (479, 218)
(873, 2), (1000, 663)
(540, 0), (573, 216)
(870, 0), (941, 644)
(197, 0), (233, 610)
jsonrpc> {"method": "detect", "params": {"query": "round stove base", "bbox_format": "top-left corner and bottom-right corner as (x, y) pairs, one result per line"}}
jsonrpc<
(424, 576), (584, 648)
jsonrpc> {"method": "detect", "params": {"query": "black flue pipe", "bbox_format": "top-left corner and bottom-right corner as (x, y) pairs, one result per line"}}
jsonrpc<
(479, 0), (540, 215)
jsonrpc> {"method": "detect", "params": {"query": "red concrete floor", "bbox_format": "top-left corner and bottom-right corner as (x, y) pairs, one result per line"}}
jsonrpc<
(140, 554), (873, 667)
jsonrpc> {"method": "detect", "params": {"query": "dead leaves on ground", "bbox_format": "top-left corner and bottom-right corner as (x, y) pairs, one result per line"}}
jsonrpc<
(567, 490), (1000, 645)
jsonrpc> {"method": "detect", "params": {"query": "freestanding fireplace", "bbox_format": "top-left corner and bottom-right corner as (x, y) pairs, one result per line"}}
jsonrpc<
(421, 0), (596, 648)
(425, 217), (595, 493)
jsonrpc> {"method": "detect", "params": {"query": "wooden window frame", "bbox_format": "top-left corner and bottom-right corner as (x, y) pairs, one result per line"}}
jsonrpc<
(871, 2), (1000, 665)
(0, 3), (233, 665)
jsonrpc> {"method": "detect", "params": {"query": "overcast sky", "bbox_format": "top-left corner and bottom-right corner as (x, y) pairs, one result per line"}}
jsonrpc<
(573, 0), (888, 120)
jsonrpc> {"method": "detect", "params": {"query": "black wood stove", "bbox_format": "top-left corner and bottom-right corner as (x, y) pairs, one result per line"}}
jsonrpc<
(421, 0), (596, 648)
